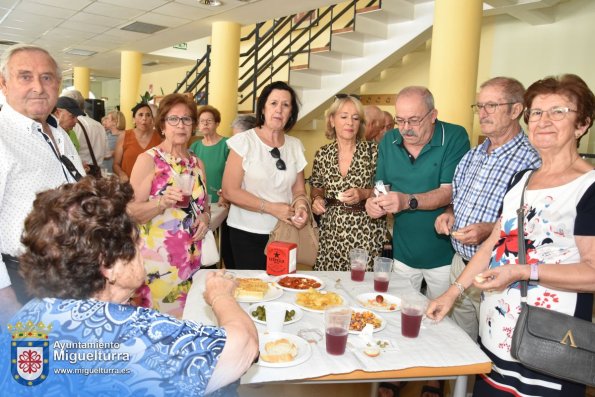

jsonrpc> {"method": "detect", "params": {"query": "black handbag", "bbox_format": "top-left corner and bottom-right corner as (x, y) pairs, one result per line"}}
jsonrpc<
(510, 171), (595, 386)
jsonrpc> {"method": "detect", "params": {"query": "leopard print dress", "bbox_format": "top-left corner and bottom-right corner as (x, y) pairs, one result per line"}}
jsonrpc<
(310, 140), (386, 271)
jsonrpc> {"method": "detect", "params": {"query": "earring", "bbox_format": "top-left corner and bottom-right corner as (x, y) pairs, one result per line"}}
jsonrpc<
(108, 278), (116, 285)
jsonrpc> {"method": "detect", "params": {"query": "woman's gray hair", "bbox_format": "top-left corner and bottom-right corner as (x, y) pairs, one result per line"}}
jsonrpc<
(0, 44), (61, 81)
(231, 114), (257, 132)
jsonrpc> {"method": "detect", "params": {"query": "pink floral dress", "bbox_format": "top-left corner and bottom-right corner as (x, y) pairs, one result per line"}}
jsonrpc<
(132, 148), (208, 318)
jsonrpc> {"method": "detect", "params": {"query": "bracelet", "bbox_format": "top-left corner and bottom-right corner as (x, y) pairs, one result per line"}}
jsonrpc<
(209, 294), (234, 308)
(452, 281), (465, 298)
(259, 199), (265, 214)
(157, 196), (163, 211)
(312, 195), (324, 202)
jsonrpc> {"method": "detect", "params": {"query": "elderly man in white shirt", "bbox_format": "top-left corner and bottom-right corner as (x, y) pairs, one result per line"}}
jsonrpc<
(61, 89), (108, 169)
(0, 44), (84, 325)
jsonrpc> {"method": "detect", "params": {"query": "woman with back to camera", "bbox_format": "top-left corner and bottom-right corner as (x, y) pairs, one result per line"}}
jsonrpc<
(113, 102), (162, 182)
(222, 81), (309, 270)
(0, 176), (258, 396)
(128, 93), (210, 318)
(428, 74), (595, 396)
(310, 94), (386, 271)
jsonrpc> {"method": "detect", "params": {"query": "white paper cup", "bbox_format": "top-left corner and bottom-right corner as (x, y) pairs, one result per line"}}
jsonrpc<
(265, 302), (286, 333)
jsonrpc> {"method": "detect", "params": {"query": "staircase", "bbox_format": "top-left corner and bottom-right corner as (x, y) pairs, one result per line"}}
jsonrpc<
(175, 0), (566, 129)
(289, 0), (434, 128)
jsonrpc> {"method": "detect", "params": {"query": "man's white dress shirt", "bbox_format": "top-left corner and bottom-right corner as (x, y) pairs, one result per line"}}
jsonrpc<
(74, 115), (108, 165)
(0, 104), (85, 289)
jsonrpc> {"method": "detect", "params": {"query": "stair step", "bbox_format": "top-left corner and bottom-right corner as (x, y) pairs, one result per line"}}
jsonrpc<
(290, 64), (309, 71)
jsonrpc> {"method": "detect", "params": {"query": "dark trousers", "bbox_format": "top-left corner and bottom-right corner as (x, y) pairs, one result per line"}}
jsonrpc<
(228, 226), (269, 271)
(220, 220), (236, 269)
(2, 254), (32, 305)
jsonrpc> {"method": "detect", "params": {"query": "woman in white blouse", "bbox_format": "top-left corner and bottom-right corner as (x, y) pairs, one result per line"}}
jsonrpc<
(222, 81), (308, 270)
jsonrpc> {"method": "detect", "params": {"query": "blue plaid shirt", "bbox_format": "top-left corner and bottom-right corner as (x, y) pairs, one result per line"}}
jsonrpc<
(451, 131), (541, 260)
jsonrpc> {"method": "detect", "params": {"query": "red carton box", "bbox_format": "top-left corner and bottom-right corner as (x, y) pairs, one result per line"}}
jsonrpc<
(266, 241), (297, 276)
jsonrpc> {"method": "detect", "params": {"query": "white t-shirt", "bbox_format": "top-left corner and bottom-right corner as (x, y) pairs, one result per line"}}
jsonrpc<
(226, 129), (307, 234)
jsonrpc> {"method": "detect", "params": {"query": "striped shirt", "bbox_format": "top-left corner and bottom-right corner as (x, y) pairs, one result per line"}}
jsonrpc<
(451, 131), (541, 260)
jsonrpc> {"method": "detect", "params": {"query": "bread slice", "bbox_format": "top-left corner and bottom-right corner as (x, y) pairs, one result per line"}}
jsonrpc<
(234, 278), (269, 300)
(260, 338), (298, 363)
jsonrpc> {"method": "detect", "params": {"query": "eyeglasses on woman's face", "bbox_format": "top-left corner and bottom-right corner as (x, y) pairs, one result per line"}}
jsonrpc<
(199, 118), (215, 126)
(394, 109), (433, 127)
(269, 147), (286, 171)
(525, 106), (577, 122)
(165, 115), (194, 126)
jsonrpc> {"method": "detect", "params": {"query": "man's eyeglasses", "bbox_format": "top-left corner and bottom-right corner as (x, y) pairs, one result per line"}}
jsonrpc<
(270, 147), (286, 171)
(525, 106), (577, 122)
(165, 115), (194, 126)
(471, 102), (514, 114)
(334, 93), (361, 101)
(394, 109), (433, 127)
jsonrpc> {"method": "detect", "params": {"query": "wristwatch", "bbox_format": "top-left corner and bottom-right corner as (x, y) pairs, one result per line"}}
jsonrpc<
(408, 195), (418, 211)
(529, 264), (539, 284)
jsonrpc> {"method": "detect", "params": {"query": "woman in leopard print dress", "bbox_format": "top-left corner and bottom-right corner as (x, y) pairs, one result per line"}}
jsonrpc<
(310, 95), (386, 271)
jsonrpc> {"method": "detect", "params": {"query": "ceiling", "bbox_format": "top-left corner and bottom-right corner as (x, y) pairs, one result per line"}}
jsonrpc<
(0, 0), (347, 80)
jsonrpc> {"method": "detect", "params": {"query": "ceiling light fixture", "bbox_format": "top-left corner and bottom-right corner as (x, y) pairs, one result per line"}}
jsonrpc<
(198, 0), (223, 6)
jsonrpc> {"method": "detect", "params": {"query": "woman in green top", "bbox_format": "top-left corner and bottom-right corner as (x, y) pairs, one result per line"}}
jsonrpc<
(190, 105), (234, 268)
(190, 105), (229, 204)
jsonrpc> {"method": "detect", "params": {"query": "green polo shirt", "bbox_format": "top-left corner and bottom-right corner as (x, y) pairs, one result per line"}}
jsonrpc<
(376, 120), (470, 269)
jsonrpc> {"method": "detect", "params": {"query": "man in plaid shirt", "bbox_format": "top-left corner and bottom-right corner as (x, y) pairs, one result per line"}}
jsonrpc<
(434, 77), (541, 340)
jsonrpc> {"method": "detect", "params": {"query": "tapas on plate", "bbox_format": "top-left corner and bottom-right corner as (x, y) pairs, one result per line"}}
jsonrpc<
(274, 274), (325, 291)
(356, 293), (401, 312)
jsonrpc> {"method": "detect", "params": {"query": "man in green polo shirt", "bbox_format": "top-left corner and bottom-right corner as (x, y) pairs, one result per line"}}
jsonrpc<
(366, 86), (470, 300)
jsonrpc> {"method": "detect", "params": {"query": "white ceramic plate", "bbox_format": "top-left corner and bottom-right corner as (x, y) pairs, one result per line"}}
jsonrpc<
(356, 293), (401, 312)
(294, 291), (344, 313)
(273, 274), (325, 292)
(235, 282), (283, 303)
(348, 308), (386, 334)
(258, 332), (312, 368)
(247, 302), (304, 325)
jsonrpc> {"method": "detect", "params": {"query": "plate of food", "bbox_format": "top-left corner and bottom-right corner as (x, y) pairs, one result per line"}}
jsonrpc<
(348, 308), (386, 334)
(247, 303), (303, 325)
(274, 274), (325, 291)
(357, 293), (401, 312)
(258, 332), (312, 368)
(294, 288), (344, 313)
(234, 277), (283, 303)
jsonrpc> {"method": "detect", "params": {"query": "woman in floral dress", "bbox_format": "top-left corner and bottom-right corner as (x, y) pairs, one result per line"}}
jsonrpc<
(310, 94), (386, 271)
(129, 93), (211, 318)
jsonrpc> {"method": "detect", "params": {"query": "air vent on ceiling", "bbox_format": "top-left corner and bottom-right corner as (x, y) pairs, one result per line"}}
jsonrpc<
(121, 22), (167, 34)
(64, 48), (97, 56)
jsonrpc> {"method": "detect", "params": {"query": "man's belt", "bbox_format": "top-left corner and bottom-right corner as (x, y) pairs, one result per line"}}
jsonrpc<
(325, 198), (366, 212)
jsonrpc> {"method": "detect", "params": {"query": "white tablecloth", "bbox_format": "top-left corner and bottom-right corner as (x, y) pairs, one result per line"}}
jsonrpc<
(183, 270), (490, 385)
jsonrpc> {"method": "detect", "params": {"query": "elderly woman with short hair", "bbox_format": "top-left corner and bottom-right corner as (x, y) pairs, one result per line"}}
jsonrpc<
(0, 176), (258, 396)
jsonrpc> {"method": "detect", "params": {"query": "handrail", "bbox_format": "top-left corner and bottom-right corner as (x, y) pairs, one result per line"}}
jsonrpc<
(175, 0), (381, 113)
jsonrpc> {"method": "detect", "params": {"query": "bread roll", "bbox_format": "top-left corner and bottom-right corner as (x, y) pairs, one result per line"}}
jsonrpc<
(260, 338), (298, 363)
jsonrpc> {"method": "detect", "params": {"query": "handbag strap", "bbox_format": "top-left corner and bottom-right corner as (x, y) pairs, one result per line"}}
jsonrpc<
(517, 171), (534, 301)
(77, 120), (99, 167)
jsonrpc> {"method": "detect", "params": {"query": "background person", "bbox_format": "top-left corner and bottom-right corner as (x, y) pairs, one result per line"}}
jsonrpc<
(113, 102), (161, 182)
(128, 93), (210, 318)
(0, 44), (84, 323)
(382, 110), (395, 134)
(434, 77), (541, 341)
(310, 94), (385, 271)
(61, 89), (108, 171)
(0, 176), (258, 396)
(102, 110), (126, 172)
(364, 104), (384, 143)
(222, 81), (308, 270)
(231, 114), (257, 135)
(427, 74), (595, 397)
